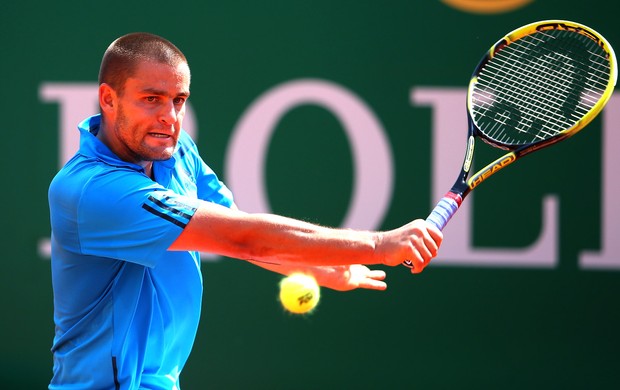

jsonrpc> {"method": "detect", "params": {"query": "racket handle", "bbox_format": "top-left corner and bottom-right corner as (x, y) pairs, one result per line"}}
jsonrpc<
(425, 194), (461, 231)
(402, 193), (462, 269)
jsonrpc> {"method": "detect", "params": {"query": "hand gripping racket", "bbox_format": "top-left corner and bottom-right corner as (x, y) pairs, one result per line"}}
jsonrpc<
(404, 20), (617, 268)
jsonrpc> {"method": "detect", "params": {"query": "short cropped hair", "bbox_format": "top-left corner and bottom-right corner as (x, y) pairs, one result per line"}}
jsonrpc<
(98, 32), (188, 94)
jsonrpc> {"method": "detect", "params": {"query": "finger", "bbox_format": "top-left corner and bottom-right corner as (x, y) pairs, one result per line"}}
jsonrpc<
(426, 222), (444, 243)
(366, 269), (387, 281)
(407, 251), (426, 274)
(414, 233), (434, 264)
(409, 245), (438, 274)
(358, 278), (387, 290)
(411, 264), (426, 274)
(427, 230), (442, 256)
(410, 261), (428, 274)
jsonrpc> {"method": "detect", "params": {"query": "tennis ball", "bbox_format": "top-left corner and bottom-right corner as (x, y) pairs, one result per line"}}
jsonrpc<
(279, 273), (320, 314)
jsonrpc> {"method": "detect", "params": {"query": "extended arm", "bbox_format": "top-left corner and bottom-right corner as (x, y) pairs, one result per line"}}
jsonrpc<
(169, 200), (442, 273)
(247, 261), (388, 291)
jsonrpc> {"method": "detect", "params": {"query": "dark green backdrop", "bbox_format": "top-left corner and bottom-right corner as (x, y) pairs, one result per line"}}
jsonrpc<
(2, 1), (619, 388)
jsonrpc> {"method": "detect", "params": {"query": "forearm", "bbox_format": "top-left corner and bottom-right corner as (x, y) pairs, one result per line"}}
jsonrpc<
(247, 259), (340, 279)
(247, 260), (349, 289)
(170, 201), (383, 266)
(246, 260), (390, 292)
(241, 213), (380, 265)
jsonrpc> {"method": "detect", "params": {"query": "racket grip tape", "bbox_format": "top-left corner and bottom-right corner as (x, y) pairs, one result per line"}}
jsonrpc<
(402, 192), (462, 268)
(425, 193), (462, 231)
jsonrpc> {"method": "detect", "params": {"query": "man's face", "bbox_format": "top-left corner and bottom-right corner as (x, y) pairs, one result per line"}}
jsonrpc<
(105, 60), (191, 167)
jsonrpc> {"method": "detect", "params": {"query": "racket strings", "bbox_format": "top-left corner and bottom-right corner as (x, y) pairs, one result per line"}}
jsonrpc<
(481, 39), (596, 137)
(483, 35), (604, 128)
(488, 45), (586, 138)
(472, 29), (612, 146)
(476, 36), (607, 142)
(506, 32), (608, 117)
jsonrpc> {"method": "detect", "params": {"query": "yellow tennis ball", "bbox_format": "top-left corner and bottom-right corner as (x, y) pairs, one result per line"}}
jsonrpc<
(279, 273), (321, 314)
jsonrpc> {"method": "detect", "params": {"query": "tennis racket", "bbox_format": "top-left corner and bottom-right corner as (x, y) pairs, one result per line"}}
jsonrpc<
(404, 19), (617, 268)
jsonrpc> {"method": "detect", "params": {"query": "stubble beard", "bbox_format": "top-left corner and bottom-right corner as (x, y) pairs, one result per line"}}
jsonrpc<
(116, 106), (177, 163)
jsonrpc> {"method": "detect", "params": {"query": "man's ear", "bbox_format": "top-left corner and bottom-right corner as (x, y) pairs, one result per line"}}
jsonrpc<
(99, 83), (117, 113)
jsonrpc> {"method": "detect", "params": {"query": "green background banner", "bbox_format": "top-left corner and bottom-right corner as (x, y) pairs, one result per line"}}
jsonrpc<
(2, 1), (619, 388)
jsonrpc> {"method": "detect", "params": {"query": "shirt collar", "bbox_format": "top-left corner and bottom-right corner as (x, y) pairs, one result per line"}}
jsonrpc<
(77, 114), (177, 173)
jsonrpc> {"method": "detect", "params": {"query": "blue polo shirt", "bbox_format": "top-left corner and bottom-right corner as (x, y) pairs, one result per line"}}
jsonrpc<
(48, 114), (233, 389)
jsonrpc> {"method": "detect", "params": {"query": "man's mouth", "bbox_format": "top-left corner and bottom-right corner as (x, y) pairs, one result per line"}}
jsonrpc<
(149, 132), (171, 138)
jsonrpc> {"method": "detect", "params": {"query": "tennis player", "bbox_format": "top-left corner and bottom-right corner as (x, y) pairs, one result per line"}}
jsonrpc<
(48, 32), (443, 389)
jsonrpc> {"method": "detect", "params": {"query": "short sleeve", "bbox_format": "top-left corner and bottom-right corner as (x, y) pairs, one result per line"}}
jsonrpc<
(77, 169), (201, 267)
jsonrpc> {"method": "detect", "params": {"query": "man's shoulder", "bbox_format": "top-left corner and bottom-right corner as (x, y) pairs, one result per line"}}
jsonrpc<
(50, 154), (154, 210)
(53, 154), (137, 186)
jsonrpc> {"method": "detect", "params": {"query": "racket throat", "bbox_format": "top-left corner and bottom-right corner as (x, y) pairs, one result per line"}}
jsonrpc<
(442, 191), (464, 206)
(466, 152), (517, 191)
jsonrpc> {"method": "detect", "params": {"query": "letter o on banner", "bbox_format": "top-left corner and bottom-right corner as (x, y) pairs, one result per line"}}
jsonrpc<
(225, 79), (394, 230)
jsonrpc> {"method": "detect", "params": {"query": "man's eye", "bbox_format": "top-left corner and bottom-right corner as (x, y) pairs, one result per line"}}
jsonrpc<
(146, 96), (158, 102)
(173, 97), (186, 105)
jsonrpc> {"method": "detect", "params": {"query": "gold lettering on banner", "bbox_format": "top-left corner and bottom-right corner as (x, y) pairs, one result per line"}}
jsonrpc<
(440, 0), (534, 15)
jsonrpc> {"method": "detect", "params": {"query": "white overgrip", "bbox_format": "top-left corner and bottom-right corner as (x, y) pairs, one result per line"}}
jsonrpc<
(426, 195), (461, 231)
